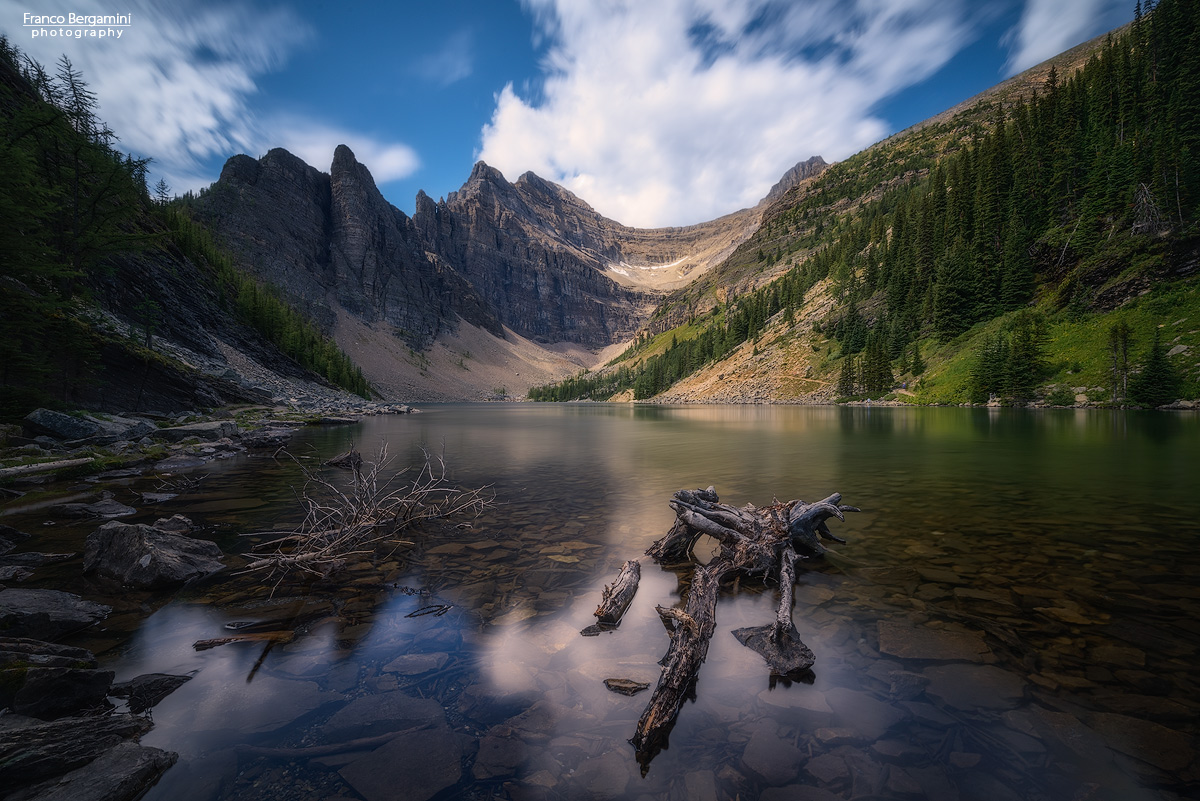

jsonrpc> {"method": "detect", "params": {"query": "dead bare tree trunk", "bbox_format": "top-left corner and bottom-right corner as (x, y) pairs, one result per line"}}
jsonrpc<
(629, 486), (856, 764)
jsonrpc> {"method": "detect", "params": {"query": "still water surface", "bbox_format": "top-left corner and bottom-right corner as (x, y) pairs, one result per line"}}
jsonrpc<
(54, 405), (1200, 799)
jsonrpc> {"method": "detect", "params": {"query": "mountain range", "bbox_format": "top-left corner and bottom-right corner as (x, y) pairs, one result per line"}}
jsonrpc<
(186, 140), (825, 401)
(1, 2), (1196, 417)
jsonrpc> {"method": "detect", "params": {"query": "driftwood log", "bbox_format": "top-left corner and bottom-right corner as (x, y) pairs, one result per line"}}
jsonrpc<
(631, 486), (856, 763)
(0, 457), (95, 481)
(582, 560), (641, 635)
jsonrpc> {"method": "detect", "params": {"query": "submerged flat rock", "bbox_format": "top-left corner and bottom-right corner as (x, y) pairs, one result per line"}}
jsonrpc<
(823, 687), (907, 740)
(923, 664), (1026, 711)
(338, 728), (469, 801)
(877, 620), (992, 662)
(320, 690), (446, 742)
(188, 675), (342, 735)
(742, 719), (803, 785)
(1087, 711), (1196, 771)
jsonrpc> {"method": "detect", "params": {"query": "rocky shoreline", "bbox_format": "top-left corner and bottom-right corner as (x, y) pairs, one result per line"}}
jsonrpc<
(0, 399), (415, 801)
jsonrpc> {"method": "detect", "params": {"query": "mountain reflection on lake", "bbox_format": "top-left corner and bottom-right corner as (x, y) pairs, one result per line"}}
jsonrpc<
(59, 405), (1200, 800)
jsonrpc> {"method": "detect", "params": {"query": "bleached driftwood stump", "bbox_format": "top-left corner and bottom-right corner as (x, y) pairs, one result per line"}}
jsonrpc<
(631, 486), (857, 761)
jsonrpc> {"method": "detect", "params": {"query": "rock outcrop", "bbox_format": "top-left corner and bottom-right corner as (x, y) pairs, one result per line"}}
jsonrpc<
(83, 521), (225, 588)
(1, 639), (187, 801)
(0, 714), (176, 801)
(197, 146), (501, 349)
(0, 589), (111, 640)
(764, 155), (829, 203)
(414, 163), (659, 346)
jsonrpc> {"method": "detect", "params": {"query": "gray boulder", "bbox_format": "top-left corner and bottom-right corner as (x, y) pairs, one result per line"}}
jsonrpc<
(22, 409), (100, 441)
(53, 494), (137, 519)
(0, 712), (154, 789)
(150, 515), (193, 533)
(12, 667), (115, 719)
(156, 420), (237, 442)
(0, 589), (111, 640)
(7, 741), (178, 801)
(86, 416), (157, 442)
(84, 521), (224, 588)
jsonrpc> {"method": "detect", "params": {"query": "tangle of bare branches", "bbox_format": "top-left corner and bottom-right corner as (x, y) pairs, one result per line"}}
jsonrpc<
(240, 442), (493, 585)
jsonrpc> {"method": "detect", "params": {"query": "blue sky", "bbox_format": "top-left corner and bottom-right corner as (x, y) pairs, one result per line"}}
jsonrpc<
(2, 0), (1133, 227)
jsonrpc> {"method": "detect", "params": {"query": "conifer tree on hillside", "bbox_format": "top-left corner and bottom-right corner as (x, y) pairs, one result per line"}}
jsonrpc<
(1129, 327), (1182, 407)
(837, 355), (857, 397)
(1108, 319), (1134, 406)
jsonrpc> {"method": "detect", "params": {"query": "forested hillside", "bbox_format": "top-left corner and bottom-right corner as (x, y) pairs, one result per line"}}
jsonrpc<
(532, 0), (1199, 407)
(0, 37), (369, 419)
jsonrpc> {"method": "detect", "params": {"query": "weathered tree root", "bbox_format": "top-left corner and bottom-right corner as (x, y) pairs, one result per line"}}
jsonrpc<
(582, 560), (642, 636)
(631, 486), (856, 765)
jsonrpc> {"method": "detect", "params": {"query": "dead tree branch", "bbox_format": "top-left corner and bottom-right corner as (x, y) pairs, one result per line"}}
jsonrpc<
(241, 443), (493, 583)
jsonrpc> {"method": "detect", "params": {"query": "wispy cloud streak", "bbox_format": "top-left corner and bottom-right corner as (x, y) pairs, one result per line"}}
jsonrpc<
(2, 0), (420, 192)
(1003, 0), (1128, 76)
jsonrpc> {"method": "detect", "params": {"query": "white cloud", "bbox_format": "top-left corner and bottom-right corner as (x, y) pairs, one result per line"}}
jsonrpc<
(1004, 0), (1128, 75)
(1, 0), (420, 194)
(478, 0), (977, 228)
(414, 29), (474, 87)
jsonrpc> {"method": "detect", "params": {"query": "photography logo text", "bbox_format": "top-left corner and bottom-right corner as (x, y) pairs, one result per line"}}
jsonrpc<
(23, 12), (132, 40)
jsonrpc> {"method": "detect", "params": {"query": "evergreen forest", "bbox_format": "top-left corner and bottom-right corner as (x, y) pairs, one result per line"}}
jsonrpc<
(0, 37), (370, 419)
(531, 0), (1198, 406)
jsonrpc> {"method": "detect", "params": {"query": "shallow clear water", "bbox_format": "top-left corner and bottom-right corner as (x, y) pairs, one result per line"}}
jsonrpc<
(8, 404), (1199, 800)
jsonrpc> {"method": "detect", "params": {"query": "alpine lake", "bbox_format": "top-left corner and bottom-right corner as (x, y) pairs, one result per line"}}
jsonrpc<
(5, 403), (1199, 801)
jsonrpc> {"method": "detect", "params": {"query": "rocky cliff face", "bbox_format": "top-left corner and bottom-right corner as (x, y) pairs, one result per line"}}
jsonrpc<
(200, 149), (335, 329)
(200, 148), (788, 351)
(413, 163), (659, 346)
(198, 146), (500, 348)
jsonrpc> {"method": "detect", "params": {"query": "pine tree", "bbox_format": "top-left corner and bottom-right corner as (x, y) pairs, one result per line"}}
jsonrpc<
(837, 355), (857, 397)
(1003, 312), (1046, 404)
(861, 328), (894, 395)
(910, 341), (925, 376)
(933, 236), (976, 339)
(968, 334), (1009, 403)
(1129, 327), (1182, 407)
(1108, 319), (1134, 406)
(999, 209), (1034, 310)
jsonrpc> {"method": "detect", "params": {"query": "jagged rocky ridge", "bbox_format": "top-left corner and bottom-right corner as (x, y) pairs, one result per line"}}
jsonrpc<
(196, 147), (825, 354)
(197, 146), (501, 349)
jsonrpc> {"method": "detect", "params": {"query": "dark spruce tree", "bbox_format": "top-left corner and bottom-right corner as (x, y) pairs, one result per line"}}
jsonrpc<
(1129, 328), (1182, 407)
(1002, 311), (1046, 404)
(933, 236), (976, 339)
(1108, 318), (1134, 406)
(837, 354), (857, 397)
